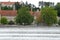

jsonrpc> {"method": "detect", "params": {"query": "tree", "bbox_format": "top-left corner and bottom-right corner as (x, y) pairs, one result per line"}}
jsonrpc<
(1, 17), (8, 24)
(44, 2), (50, 6)
(55, 3), (60, 17)
(15, 2), (22, 10)
(1, 6), (8, 10)
(15, 7), (34, 25)
(41, 6), (57, 26)
(25, 1), (28, 6)
(24, 2), (37, 11)
(1, 6), (13, 10)
(39, 1), (44, 8)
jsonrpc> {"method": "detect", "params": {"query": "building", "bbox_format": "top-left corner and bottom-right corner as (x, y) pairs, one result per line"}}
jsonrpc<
(0, 10), (17, 21)
(0, 2), (16, 10)
(0, 2), (17, 21)
(39, 1), (54, 8)
(0, 2), (40, 22)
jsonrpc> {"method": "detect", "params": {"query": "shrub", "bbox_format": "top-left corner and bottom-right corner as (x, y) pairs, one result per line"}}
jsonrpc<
(1, 17), (8, 24)
(8, 20), (15, 25)
(15, 7), (34, 25)
(41, 6), (57, 26)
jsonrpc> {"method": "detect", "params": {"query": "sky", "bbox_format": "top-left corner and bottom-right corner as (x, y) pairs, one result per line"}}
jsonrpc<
(0, 0), (60, 7)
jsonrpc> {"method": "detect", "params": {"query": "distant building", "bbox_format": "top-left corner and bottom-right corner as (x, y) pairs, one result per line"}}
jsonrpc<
(39, 1), (54, 8)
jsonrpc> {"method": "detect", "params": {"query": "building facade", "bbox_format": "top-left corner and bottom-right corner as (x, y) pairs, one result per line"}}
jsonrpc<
(0, 2), (40, 22)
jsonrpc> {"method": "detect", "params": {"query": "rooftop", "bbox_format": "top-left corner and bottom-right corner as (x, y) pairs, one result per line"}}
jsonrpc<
(0, 10), (17, 16)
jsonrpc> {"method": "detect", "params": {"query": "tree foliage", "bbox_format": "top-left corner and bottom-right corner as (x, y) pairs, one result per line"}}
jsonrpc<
(15, 2), (22, 10)
(1, 6), (13, 10)
(1, 17), (8, 24)
(15, 7), (34, 25)
(55, 3), (60, 17)
(41, 7), (57, 26)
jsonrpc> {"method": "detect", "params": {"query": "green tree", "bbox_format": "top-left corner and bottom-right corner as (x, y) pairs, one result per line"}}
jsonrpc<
(1, 6), (7, 10)
(15, 7), (34, 25)
(41, 7), (57, 26)
(55, 3), (60, 17)
(45, 2), (50, 6)
(1, 6), (13, 10)
(15, 2), (22, 10)
(1, 17), (8, 24)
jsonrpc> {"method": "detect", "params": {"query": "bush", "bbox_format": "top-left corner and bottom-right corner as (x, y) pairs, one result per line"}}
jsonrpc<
(41, 6), (57, 26)
(1, 17), (8, 24)
(58, 19), (60, 25)
(15, 7), (34, 25)
(8, 20), (15, 25)
(55, 3), (60, 17)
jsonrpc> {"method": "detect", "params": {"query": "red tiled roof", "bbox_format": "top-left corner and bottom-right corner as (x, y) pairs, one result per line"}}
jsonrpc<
(0, 10), (17, 16)
(29, 11), (34, 16)
(30, 11), (40, 17)
(0, 2), (15, 5)
(33, 11), (40, 16)
(0, 10), (40, 17)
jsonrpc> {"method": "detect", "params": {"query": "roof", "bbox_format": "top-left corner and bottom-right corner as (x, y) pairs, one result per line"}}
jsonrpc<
(30, 11), (34, 16)
(0, 2), (15, 5)
(0, 10), (17, 16)
(33, 11), (40, 16)
(0, 10), (40, 17)
(30, 11), (40, 17)
(0, 2), (21, 5)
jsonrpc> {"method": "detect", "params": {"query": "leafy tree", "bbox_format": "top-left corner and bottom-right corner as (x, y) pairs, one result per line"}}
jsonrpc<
(41, 6), (57, 26)
(1, 17), (8, 24)
(1, 6), (13, 10)
(1, 6), (7, 10)
(15, 1), (37, 11)
(39, 1), (44, 8)
(25, 1), (28, 6)
(15, 2), (22, 10)
(55, 3), (60, 17)
(44, 2), (50, 6)
(24, 2), (37, 11)
(15, 7), (34, 25)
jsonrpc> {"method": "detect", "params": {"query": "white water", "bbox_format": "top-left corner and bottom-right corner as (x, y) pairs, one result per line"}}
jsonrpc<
(0, 26), (60, 40)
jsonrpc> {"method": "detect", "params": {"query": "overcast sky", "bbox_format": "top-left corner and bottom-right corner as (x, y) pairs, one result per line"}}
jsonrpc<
(0, 0), (60, 7)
